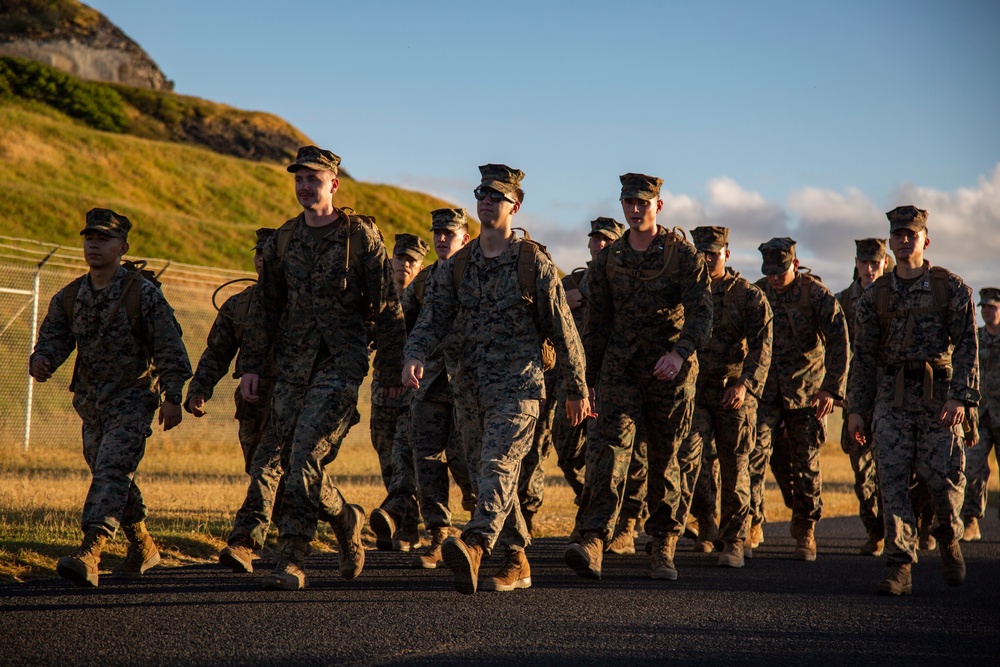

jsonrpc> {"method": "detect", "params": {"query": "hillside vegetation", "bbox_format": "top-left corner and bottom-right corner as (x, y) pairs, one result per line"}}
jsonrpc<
(0, 95), (473, 270)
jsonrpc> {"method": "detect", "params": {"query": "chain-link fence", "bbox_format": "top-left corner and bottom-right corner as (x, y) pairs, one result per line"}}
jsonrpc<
(0, 235), (374, 452)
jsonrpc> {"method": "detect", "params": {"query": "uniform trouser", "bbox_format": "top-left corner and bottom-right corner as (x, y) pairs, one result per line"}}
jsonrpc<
(228, 419), (284, 550)
(410, 394), (459, 529)
(618, 428), (649, 523)
(459, 396), (539, 555)
(381, 407), (421, 531)
(444, 414), (476, 508)
(370, 402), (404, 492)
(751, 403), (825, 529)
(962, 410), (998, 519)
(678, 397), (756, 544)
(872, 377), (966, 564)
(518, 395), (556, 515)
(551, 398), (586, 502)
(691, 440), (720, 525)
(76, 391), (156, 537)
(577, 369), (695, 542)
(839, 416), (883, 537)
(769, 427), (796, 510)
(271, 371), (361, 540)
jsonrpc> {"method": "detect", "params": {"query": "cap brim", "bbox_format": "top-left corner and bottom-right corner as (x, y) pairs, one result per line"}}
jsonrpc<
(761, 261), (792, 276)
(695, 244), (725, 253)
(80, 227), (122, 237)
(397, 250), (425, 261)
(480, 180), (516, 196)
(287, 161), (335, 173)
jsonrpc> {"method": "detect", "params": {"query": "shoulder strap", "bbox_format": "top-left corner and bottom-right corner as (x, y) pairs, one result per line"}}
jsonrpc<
(929, 266), (950, 320)
(451, 244), (474, 290)
(275, 217), (298, 262)
(62, 275), (86, 322)
(412, 265), (431, 306)
(232, 288), (254, 341)
(606, 225), (683, 282)
(516, 238), (551, 300)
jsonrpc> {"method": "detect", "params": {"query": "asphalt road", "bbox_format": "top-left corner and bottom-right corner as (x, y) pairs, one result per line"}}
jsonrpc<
(2, 514), (998, 667)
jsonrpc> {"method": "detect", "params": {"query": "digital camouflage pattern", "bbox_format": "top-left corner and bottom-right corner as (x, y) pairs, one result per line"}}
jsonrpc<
(405, 236), (587, 553)
(32, 266), (192, 536)
(80, 207), (131, 238)
(576, 226), (713, 541)
(678, 268), (771, 544)
(228, 422), (283, 550)
(961, 325), (998, 520)
(847, 261), (979, 564)
(518, 381), (557, 518)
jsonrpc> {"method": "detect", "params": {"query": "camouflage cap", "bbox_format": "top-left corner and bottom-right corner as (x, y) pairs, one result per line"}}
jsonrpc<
(758, 237), (797, 275)
(252, 227), (278, 251)
(619, 173), (663, 200)
(430, 208), (468, 232)
(80, 208), (131, 238)
(855, 238), (887, 261)
(886, 205), (928, 233)
(287, 145), (342, 174)
(393, 233), (430, 261)
(478, 164), (525, 199)
(588, 216), (625, 241)
(691, 226), (729, 253)
(979, 287), (1000, 307)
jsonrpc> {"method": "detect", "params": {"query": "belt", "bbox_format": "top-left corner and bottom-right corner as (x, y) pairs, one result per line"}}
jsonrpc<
(881, 361), (952, 408)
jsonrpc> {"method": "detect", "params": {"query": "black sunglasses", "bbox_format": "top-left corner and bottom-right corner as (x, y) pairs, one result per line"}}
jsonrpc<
(474, 186), (514, 204)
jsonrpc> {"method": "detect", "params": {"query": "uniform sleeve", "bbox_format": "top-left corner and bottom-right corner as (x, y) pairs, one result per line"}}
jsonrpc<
(143, 282), (193, 398)
(948, 277), (981, 406)
(239, 236), (284, 376)
(816, 284), (849, 400)
(187, 293), (242, 402)
(364, 228), (406, 384)
(30, 287), (76, 372)
(675, 244), (714, 357)
(846, 289), (878, 416)
(741, 284), (773, 398)
(535, 254), (587, 401)
(582, 249), (614, 387)
(405, 256), (459, 365)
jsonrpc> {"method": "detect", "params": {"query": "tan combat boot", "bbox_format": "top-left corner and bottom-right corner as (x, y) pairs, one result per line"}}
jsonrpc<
(650, 535), (679, 580)
(717, 541), (745, 568)
(332, 504), (366, 579)
(876, 563), (912, 596)
(606, 517), (637, 555)
(57, 530), (108, 588)
(860, 528), (885, 556)
(694, 517), (718, 553)
(917, 516), (936, 551)
(565, 533), (604, 580)
(368, 507), (397, 552)
(393, 522), (422, 553)
(481, 549), (532, 592)
(939, 540), (966, 587)
(412, 526), (450, 569)
(793, 523), (817, 562)
(218, 537), (255, 573)
(962, 516), (981, 542)
(113, 521), (161, 578)
(262, 536), (309, 590)
(441, 534), (485, 595)
(748, 521), (764, 549)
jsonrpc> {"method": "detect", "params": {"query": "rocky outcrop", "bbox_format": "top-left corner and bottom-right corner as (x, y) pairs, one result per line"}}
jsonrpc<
(0, 2), (172, 90)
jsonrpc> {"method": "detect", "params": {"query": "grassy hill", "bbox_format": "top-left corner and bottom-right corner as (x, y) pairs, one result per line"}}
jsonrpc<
(0, 61), (474, 270)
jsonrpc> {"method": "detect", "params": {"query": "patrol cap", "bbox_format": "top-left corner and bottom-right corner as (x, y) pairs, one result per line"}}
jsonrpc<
(478, 164), (525, 200)
(886, 205), (928, 233)
(619, 173), (663, 200)
(758, 237), (797, 275)
(253, 227), (277, 251)
(430, 208), (468, 232)
(287, 145), (341, 174)
(691, 226), (729, 253)
(979, 287), (1000, 307)
(589, 217), (625, 241)
(855, 238), (887, 261)
(81, 208), (131, 238)
(393, 233), (430, 261)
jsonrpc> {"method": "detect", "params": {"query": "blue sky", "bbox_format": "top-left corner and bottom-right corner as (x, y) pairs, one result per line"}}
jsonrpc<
(86, 0), (1000, 292)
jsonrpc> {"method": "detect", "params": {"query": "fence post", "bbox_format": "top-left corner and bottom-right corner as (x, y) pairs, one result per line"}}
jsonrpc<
(24, 247), (59, 450)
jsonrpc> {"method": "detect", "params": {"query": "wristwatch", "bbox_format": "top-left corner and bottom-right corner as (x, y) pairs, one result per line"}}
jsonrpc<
(165, 392), (182, 405)
(673, 346), (692, 360)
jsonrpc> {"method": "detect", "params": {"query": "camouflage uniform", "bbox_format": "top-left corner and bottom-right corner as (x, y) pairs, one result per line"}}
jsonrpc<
(750, 239), (849, 540)
(240, 203), (405, 542)
(405, 219), (587, 554)
(576, 197), (713, 543)
(961, 289), (999, 524)
(847, 207), (979, 567)
(31, 210), (192, 539)
(518, 368), (557, 528)
(677, 228), (772, 549)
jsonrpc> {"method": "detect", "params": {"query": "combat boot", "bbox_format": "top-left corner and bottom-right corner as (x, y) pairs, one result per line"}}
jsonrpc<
(393, 521), (422, 553)
(112, 521), (160, 578)
(461, 494), (477, 513)
(369, 508), (397, 551)
(876, 563), (912, 596)
(481, 549), (532, 592)
(917, 516), (936, 551)
(606, 517), (637, 555)
(331, 504), (366, 579)
(939, 540), (966, 587)
(650, 535), (679, 580)
(962, 516), (981, 542)
(860, 528), (885, 557)
(694, 517), (718, 553)
(262, 536), (309, 590)
(218, 537), (255, 573)
(57, 530), (108, 588)
(441, 534), (485, 595)
(565, 533), (604, 580)
(748, 521), (764, 549)
(717, 541), (745, 568)
(412, 526), (449, 569)
(793, 523), (817, 562)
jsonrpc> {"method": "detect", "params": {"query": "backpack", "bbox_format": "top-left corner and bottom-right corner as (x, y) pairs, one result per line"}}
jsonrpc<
(758, 268), (821, 345)
(211, 278), (257, 341)
(605, 225), (687, 283)
(872, 265), (951, 348)
(451, 229), (557, 371)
